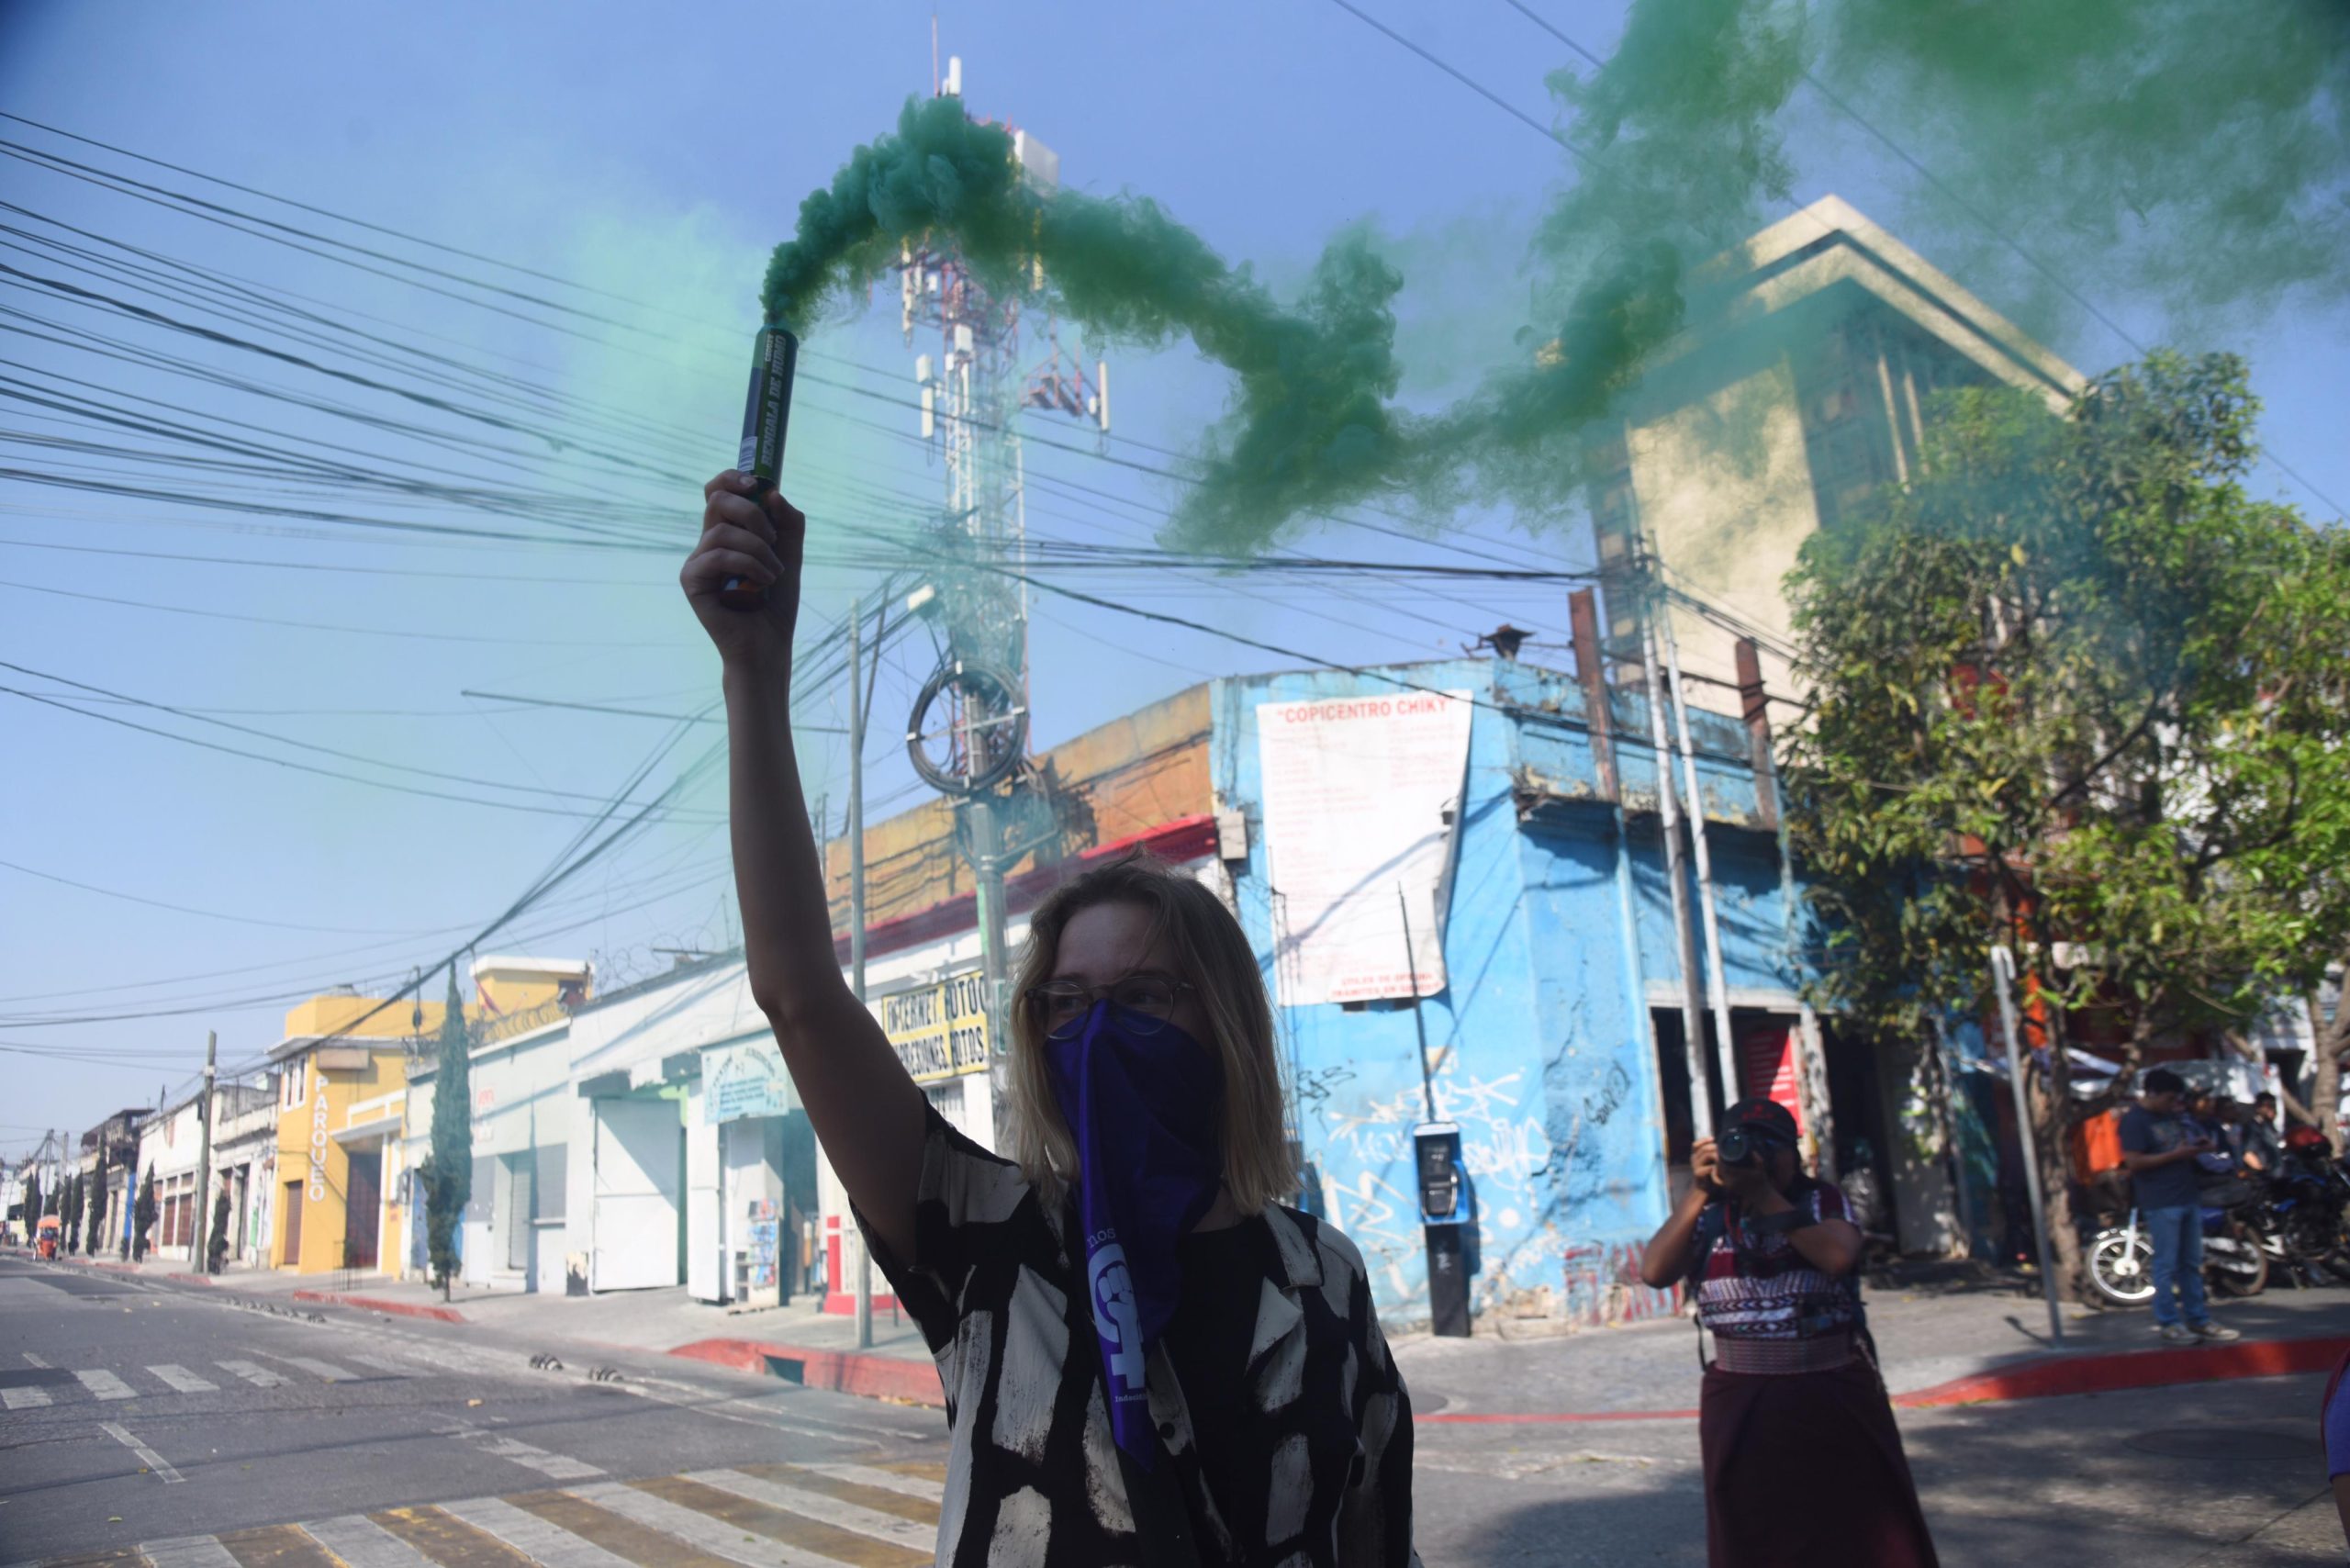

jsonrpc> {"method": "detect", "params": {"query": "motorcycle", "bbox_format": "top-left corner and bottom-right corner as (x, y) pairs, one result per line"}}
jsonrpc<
(2087, 1203), (2269, 1305)
(2251, 1144), (2350, 1287)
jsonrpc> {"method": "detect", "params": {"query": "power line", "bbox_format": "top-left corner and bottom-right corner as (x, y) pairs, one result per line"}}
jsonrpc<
(1491, 0), (2346, 521)
(0, 857), (439, 935)
(0, 577), (688, 648)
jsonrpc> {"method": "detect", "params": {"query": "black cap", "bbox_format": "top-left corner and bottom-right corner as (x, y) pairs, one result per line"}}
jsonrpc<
(1723, 1098), (1799, 1145)
(2143, 1069), (2187, 1095)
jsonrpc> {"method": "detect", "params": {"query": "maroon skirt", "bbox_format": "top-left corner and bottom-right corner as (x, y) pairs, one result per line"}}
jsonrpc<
(1699, 1358), (1940, 1568)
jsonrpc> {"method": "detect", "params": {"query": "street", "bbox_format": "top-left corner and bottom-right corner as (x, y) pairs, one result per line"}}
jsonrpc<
(5, 1256), (2343, 1567)
(0, 1258), (948, 1567)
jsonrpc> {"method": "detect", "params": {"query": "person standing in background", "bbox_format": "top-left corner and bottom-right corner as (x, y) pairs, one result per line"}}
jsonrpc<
(2120, 1070), (2241, 1345)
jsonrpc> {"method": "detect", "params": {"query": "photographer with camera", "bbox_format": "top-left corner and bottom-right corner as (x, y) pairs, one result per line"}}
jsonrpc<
(1639, 1099), (1939, 1568)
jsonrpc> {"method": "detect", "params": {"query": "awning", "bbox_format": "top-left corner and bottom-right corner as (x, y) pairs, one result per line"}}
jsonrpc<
(331, 1114), (401, 1144)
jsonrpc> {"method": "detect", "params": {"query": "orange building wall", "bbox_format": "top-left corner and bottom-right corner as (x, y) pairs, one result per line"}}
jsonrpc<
(822, 683), (1211, 934)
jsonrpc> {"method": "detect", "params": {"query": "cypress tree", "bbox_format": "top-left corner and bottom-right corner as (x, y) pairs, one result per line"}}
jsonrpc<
(61, 1174), (81, 1254)
(84, 1153), (108, 1256)
(424, 967), (472, 1299)
(23, 1170), (40, 1236)
(208, 1187), (231, 1273)
(133, 1165), (157, 1261)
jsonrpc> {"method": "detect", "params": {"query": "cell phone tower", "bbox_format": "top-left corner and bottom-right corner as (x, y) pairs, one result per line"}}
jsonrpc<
(896, 51), (1109, 1114)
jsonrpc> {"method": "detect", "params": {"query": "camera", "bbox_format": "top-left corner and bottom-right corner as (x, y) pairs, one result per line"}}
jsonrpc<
(1718, 1126), (1759, 1167)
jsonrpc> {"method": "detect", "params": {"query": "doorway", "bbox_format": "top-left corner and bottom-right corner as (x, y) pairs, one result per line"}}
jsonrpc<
(282, 1180), (304, 1266)
(343, 1148), (382, 1271)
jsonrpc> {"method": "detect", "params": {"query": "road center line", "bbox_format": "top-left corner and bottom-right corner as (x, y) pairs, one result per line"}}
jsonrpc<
(22, 1351), (50, 1368)
(101, 1420), (186, 1484)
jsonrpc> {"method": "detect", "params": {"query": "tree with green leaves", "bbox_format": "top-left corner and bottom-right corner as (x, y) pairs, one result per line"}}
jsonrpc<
(61, 1172), (81, 1254)
(208, 1186), (231, 1273)
(423, 967), (473, 1299)
(1785, 352), (2350, 1295)
(22, 1170), (40, 1238)
(133, 1164), (157, 1262)
(84, 1152), (108, 1257)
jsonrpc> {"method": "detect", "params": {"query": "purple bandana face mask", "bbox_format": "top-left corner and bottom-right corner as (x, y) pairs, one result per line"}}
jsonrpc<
(1045, 999), (1224, 1468)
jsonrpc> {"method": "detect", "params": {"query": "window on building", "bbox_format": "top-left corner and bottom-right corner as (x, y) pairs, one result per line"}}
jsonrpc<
(1796, 323), (1899, 532)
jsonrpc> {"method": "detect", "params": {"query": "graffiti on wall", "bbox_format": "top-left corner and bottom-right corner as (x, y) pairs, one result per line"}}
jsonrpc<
(1310, 1059), (1558, 1314)
(1561, 1238), (1680, 1327)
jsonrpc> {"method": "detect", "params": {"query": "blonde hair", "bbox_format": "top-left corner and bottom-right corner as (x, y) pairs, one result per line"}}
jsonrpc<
(1005, 852), (1297, 1215)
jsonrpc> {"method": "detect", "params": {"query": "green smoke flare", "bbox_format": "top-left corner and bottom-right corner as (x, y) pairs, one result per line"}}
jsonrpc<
(761, 0), (2347, 554)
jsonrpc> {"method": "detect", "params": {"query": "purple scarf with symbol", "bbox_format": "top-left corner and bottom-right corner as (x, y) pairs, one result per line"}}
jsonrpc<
(1046, 1002), (1224, 1467)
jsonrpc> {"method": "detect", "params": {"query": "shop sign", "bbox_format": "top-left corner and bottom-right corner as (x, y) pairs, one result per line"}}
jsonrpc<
(307, 1064), (330, 1203)
(1255, 689), (1472, 1006)
(871, 971), (991, 1084)
(703, 1042), (796, 1126)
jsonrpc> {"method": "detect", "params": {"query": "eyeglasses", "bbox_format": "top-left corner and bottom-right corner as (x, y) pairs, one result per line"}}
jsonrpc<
(1024, 973), (1192, 1040)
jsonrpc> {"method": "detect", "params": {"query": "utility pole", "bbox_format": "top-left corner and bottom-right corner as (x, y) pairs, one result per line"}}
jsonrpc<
(1639, 603), (1716, 1141)
(1656, 601), (1742, 1106)
(1990, 946), (2064, 1343)
(848, 598), (875, 1352)
(190, 1030), (217, 1273)
(897, 57), (1103, 1153)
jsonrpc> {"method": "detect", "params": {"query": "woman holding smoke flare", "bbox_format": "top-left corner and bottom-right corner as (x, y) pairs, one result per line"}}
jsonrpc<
(1639, 1099), (1940, 1568)
(683, 470), (1417, 1568)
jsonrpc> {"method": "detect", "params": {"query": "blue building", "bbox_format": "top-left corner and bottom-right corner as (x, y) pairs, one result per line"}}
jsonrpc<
(1212, 653), (1822, 1327)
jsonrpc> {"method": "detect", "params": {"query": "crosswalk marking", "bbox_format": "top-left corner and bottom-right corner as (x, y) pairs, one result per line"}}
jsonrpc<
(558, 1482), (838, 1568)
(139, 1539), (237, 1568)
(2, 1387), (51, 1410)
(149, 1364), (218, 1394)
(22, 1351), (49, 1368)
(293, 1515), (436, 1568)
(621, 1474), (931, 1567)
(794, 1463), (947, 1506)
(502, 1491), (751, 1568)
(367, 1506), (537, 1568)
(74, 1369), (135, 1401)
(259, 1353), (357, 1383)
(441, 1424), (603, 1482)
(735, 1462), (944, 1521)
(14, 1461), (950, 1568)
(213, 1523), (341, 1568)
(686, 1469), (936, 1551)
(343, 1352), (414, 1375)
(432, 1497), (636, 1568)
(218, 1361), (288, 1388)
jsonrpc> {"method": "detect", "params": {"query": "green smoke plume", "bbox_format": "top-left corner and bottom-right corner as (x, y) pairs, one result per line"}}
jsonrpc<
(760, 0), (2347, 553)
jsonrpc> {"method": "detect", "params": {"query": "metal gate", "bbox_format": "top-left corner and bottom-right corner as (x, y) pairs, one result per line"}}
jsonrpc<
(590, 1098), (681, 1292)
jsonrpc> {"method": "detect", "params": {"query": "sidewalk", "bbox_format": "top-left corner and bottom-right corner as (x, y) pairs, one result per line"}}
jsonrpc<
(1393, 1269), (2350, 1421)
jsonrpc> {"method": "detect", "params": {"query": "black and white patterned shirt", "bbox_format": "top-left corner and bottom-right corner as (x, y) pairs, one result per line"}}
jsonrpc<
(860, 1108), (1418, 1568)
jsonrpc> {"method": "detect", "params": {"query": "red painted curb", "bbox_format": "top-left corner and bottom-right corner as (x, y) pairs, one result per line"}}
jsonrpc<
(1410, 1334), (2350, 1425)
(669, 1338), (944, 1408)
(1892, 1333), (2350, 1408)
(166, 1272), (216, 1287)
(289, 1289), (466, 1325)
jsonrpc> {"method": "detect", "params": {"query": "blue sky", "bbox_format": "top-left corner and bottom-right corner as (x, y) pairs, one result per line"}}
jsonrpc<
(3, 0), (2343, 1152)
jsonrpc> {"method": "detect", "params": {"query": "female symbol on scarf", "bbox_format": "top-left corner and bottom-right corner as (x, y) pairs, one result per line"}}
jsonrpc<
(1045, 988), (1225, 1464)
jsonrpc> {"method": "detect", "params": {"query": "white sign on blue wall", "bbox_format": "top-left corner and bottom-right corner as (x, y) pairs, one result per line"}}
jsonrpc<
(702, 1042), (796, 1125)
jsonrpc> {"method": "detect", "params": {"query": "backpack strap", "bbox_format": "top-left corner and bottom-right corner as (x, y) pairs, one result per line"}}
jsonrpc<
(1684, 1199), (1728, 1370)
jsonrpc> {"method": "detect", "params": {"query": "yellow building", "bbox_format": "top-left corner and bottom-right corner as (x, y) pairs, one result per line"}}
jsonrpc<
(268, 959), (590, 1276)
(267, 992), (442, 1274)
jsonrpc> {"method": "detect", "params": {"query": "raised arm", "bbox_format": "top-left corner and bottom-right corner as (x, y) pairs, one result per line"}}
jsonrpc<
(683, 471), (928, 1260)
(1638, 1138), (1718, 1289)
